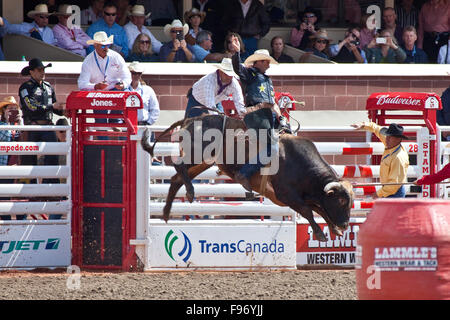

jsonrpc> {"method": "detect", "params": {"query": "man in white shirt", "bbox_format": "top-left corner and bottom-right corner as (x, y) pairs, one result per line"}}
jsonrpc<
(124, 5), (162, 54)
(127, 61), (160, 125)
(185, 58), (246, 118)
(78, 31), (131, 91)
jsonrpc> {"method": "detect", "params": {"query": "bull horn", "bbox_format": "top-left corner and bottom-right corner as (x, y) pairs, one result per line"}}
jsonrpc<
(323, 181), (342, 195)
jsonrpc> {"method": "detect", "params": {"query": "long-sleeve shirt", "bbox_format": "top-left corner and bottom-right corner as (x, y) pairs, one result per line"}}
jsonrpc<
(438, 43), (450, 64)
(53, 23), (91, 57)
(416, 163), (450, 185)
(3, 18), (56, 46)
(123, 21), (162, 54)
(192, 70), (246, 116)
(127, 82), (160, 125)
(362, 122), (410, 198)
(77, 49), (131, 91)
(86, 19), (129, 57)
(417, 2), (450, 48)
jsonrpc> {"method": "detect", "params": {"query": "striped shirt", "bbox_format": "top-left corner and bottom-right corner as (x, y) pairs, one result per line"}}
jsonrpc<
(395, 6), (419, 29)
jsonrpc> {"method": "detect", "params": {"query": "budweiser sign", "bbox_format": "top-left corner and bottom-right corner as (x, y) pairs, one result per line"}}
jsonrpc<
(375, 94), (422, 107)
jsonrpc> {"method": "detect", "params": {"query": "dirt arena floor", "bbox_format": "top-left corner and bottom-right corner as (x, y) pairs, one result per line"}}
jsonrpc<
(0, 269), (356, 300)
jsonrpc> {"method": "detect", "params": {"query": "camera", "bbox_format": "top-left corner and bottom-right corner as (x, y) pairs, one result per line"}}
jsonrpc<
(351, 40), (360, 46)
(175, 30), (184, 41)
(376, 37), (387, 44)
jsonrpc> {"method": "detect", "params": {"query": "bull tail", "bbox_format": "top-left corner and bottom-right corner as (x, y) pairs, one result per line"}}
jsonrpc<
(141, 119), (186, 156)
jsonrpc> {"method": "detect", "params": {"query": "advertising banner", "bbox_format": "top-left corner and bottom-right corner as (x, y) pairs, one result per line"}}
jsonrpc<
(296, 218), (366, 267)
(147, 221), (296, 269)
(0, 223), (71, 268)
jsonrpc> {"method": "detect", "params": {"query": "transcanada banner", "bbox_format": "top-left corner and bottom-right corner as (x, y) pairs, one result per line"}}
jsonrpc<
(147, 222), (296, 269)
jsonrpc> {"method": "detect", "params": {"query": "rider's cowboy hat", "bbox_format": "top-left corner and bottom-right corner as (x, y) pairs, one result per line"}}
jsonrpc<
(380, 123), (410, 140)
(21, 58), (52, 76)
(127, 5), (151, 18)
(54, 4), (74, 16)
(0, 96), (19, 109)
(128, 61), (145, 73)
(163, 19), (189, 38)
(184, 8), (206, 23)
(87, 31), (114, 46)
(214, 58), (237, 78)
(244, 49), (278, 65)
(309, 29), (332, 42)
(27, 4), (54, 19)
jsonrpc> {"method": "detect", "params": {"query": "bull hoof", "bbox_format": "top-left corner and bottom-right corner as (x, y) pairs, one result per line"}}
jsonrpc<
(315, 230), (328, 242)
(163, 205), (171, 223)
(186, 188), (195, 203)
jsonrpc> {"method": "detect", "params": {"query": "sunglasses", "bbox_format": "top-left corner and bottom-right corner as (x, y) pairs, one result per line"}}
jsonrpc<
(131, 72), (142, 75)
(170, 29), (183, 33)
(139, 40), (150, 44)
(316, 39), (328, 44)
(103, 11), (117, 16)
(304, 14), (315, 18)
(101, 44), (111, 49)
(38, 15), (49, 19)
(350, 33), (359, 40)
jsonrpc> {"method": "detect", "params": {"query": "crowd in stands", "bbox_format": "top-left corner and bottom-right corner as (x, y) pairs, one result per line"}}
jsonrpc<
(0, 0), (448, 64)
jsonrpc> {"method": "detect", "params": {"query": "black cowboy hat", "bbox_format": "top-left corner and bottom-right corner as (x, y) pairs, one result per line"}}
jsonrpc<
(21, 58), (52, 76)
(380, 123), (409, 140)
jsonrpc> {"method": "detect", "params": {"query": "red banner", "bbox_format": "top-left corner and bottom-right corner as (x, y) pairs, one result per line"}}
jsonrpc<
(366, 92), (442, 111)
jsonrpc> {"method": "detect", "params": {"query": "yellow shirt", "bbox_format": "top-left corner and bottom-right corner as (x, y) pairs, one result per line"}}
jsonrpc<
(363, 122), (410, 197)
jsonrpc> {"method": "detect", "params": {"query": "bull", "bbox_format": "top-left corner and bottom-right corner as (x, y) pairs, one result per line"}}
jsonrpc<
(141, 114), (354, 241)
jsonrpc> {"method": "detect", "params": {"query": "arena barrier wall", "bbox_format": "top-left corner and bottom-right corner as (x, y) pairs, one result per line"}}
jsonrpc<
(0, 125), (72, 269)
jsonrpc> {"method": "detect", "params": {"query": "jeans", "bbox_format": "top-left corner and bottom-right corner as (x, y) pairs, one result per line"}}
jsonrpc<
(387, 185), (406, 198)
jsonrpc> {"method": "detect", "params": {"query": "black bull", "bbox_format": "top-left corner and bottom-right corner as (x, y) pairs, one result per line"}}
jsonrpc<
(141, 114), (354, 242)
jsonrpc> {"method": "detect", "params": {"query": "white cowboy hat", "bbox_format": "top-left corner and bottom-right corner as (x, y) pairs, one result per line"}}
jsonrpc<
(87, 31), (114, 46)
(128, 61), (145, 73)
(184, 8), (206, 23)
(244, 49), (279, 65)
(54, 4), (74, 16)
(215, 58), (237, 77)
(27, 4), (54, 18)
(127, 5), (151, 18)
(163, 19), (189, 38)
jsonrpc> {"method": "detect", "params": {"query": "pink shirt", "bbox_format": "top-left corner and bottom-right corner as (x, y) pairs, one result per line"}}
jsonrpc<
(417, 1), (450, 48)
(53, 23), (92, 57)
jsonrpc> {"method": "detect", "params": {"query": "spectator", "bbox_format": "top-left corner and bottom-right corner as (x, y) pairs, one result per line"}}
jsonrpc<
(382, 7), (404, 47)
(395, 0), (419, 29)
(53, 5), (92, 57)
(127, 61), (160, 126)
(86, 1), (129, 57)
(223, 32), (249, 62)
(2, 4), (57, 46)
(114, 0), (131, 26)
(359, 13), (377, 49)
(299, 30), (331, 62)
(136, 0), (177, 26)
(193, 0), (227, 53)
(81, 0), (105, 25)
(0, 96), (23, 221)
(402, 26), (429, 63)
(290, 6), (320, 50)
(270, 36), (294, 63)
(365, 29), (407, 63)
(126, 33), (159, 62)
(159, 19), (194, 62)
(437, 33), (450, 64)
(78, 31), (131, 91)
(417, 0), (450, 63)
(352, 122), (409, 198)
(185, 57), (245, 119)
(19, 58), (67, 187)
(437, 86), (450, 140)
(124, 5), (162, 54)
(0, 17), (5, 60)
(191, 30), (230, 62)
(322, 0), (361, 25)
(184, 8), (205, 46)
(223, 0), (271, 55)
(330, 26), (367, 63)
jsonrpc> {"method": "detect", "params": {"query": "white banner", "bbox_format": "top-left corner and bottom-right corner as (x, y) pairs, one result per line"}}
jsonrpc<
(147, 221), (296, 269)
(0, 224), (71, 268)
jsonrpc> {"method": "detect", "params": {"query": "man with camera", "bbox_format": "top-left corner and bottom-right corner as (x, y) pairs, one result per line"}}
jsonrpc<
(329, 26), (366, 63)
(159, 19), (194, 62)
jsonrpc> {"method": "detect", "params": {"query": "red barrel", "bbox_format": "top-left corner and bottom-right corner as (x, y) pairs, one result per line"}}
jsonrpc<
(356, 199), (450, 300)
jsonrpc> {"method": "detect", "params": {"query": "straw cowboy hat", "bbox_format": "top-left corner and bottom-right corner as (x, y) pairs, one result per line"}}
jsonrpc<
(163, 19), (189, 38)
(310, 29), (332, 42)
(215, 58), (237, 77)
(184, 8), (206, 23)
(0, 96), (19, 110)
(21, 58), (52, 76)
(87, 31), (114, 46)
(54, 4), (74, 16)
(244, 49), (278, 65)
(27, 4), (54, 19)
(128, 61), (145, 73)
(127, 5), (151, 18)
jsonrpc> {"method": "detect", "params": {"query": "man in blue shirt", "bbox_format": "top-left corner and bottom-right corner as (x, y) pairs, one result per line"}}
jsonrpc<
(86, 1), (129, 57)
(191, 30), (230, 63)
(401, 26), (428, 64)
(1, 4), (56, 46)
